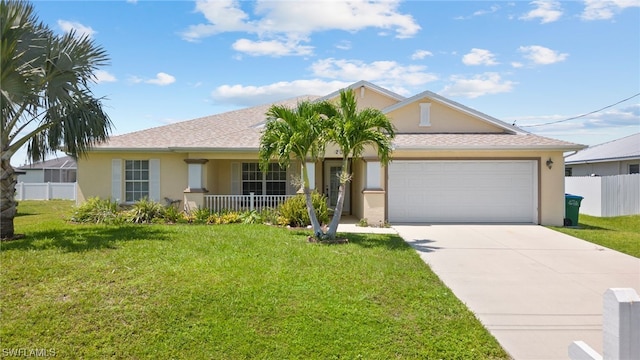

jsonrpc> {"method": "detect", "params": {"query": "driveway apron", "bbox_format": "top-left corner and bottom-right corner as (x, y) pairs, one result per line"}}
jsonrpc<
(393, 224), (640, 360)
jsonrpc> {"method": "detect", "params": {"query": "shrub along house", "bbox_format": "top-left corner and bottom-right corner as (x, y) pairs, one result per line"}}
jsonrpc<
(77, 81), (584, 226)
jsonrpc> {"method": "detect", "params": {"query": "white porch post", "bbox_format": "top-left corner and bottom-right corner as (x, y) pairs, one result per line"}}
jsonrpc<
(365, 161), (381, 190)
(183, 159), (209, 212)
(184, 159), (208, 192)
(306, 162), (316, 190)
(362, 160), (385, 225)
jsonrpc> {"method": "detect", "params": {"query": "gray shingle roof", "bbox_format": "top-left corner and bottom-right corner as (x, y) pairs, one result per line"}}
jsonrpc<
(565, 133), (640, 163)
(93, 83), (583, 153)
(394, 133), (582, 150)
(95, 96), (319, 151)
(17, 156), (77, 170)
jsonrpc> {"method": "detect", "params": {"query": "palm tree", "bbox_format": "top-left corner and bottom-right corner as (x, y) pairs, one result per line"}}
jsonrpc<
(1, 0), (112, 239)
(324, 89), (396, 239)
(259, 100), (333, 236)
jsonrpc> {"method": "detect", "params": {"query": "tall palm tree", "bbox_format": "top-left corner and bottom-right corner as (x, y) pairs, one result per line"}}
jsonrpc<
(1, 0), (112, 239)
(259, 100), (333, 235)
(324, 89), (396, 239)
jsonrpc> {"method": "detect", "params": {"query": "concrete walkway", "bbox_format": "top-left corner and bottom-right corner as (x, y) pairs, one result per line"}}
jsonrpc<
(393, 224), (640, 360)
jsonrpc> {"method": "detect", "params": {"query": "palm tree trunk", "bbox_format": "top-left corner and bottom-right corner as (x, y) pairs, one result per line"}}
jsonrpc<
(0, 158), (18, 239)
(326, 157), (349, 239)
(301, 163), (322, 235)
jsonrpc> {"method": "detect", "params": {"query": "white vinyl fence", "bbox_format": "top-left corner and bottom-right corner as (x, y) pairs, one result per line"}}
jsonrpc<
(15, 182), (77, 201)
(569, 288), (639, 360)
(565, 174), (640, 217)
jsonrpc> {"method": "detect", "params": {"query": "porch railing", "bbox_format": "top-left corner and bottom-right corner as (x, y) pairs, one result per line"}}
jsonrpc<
(204, 193), (295, 213)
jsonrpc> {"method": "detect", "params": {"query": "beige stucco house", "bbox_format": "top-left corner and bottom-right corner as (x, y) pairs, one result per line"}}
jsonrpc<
(77, 81), (584, 226)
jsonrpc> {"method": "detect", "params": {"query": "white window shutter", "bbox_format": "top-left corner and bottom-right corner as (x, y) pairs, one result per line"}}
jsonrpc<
(149, 159), (160, 201)
(231, 162), (240, 194)
(419, 103), (431, 126)
(111, 159), (122, 202)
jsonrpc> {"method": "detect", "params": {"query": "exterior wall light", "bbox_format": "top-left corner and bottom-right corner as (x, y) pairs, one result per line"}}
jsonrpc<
(546, 158), (554, 169)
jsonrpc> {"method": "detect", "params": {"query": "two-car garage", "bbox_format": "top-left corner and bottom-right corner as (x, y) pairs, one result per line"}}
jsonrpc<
(387, 160), (538, 223)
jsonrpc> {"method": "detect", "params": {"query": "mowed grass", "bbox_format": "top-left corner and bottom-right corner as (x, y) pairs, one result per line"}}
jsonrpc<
(551, 214), (640, 258)
(1, 201), (508, 359)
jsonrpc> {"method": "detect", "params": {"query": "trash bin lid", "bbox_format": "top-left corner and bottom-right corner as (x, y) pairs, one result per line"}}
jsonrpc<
(565, 194), (584, 200)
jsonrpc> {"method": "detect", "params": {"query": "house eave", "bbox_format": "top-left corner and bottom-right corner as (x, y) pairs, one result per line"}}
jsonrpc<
(565, 155), (640, 165)
(395, 145), (586, 151)
(91, 146), (261, 153)
(168, 147), (258, 153)
(90, 147), (172, 153)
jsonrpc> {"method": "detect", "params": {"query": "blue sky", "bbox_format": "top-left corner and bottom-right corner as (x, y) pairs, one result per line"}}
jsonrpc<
(13, 0), (640, 166)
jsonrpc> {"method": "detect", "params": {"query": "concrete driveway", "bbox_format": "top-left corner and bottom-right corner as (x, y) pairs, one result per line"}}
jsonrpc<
(393, 224), (640, 360)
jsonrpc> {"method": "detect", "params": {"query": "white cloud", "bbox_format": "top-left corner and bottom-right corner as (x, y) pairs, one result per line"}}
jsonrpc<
(57, 20), (96, 38)
(440, 72), (516, 98)
(335, 40), (352, 50)
(581, 0), (640, 21)
(518, 45), (568, 65)
(462, 48), (499, 66)
(507, 104), (640, 138)
(455, 4), (501, 20)
(411, 50), (433, 60)
(310, 58), (438, 92)
(511, 62), (524, 68)
(211, 56), (441, 106)
(126, 0), (138, 3)
(520, 0), (563, 23)
(182, 0), (420, 45)
(211, 79), (352, 106)
(95, 70), (116, 83)
(146, 72), (176, 86)
(232, 38), (313, 57)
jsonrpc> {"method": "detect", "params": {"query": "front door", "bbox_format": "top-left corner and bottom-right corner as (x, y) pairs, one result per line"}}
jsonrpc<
(324, 160), (350, 214)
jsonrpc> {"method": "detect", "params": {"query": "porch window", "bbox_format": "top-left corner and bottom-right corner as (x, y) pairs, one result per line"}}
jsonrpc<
(125, 160), (149, 202)
(242, 162), (286, 195)
(630, 164), (639, 174)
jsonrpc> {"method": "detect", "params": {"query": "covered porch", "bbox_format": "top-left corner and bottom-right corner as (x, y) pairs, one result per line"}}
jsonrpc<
(181, 157), (387, 223)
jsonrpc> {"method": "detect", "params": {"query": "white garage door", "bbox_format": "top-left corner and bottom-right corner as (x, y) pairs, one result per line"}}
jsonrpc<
(388, 160), (537, 223)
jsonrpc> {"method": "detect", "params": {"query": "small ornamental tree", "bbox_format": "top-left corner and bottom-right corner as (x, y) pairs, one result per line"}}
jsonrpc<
(259, 100), (333, 236)
(324, 89), (396, 239)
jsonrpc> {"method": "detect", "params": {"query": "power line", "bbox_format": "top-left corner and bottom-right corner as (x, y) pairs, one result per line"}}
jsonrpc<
(519, 92), (640, 128)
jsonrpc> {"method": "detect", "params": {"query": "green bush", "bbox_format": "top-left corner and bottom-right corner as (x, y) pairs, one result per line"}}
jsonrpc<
(207, 212), (242, 225)
(279, 192), (328, 227)
(259, 208), (279, 225)
(239, 210), (262, 224)
(162, 205), (182, 224)
(128, 198), (165, 224)
(70, 197), (120, 224)
(188, 208), (211, 224)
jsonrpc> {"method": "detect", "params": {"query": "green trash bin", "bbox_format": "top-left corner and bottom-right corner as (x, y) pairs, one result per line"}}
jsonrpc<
(564, 194), (583, 226)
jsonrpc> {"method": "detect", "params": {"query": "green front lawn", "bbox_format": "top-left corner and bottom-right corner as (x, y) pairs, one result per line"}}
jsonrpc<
(1, 201), (508, 359)
(551, 214), (640, 258)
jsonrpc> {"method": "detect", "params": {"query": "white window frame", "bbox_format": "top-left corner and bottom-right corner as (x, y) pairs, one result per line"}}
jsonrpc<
(241, 162), (287, 195)
(125, 160), (150, 202)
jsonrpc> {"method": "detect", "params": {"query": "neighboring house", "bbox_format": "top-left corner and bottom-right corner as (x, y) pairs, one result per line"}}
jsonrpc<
(77, 80), (584, 226)
(17, 156), (77, 183)
(564, 133), (640, 177)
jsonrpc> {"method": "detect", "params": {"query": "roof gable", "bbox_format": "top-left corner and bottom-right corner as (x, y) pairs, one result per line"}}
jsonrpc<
(383, 90), (527, 135)
(316, 80), (405, 110)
